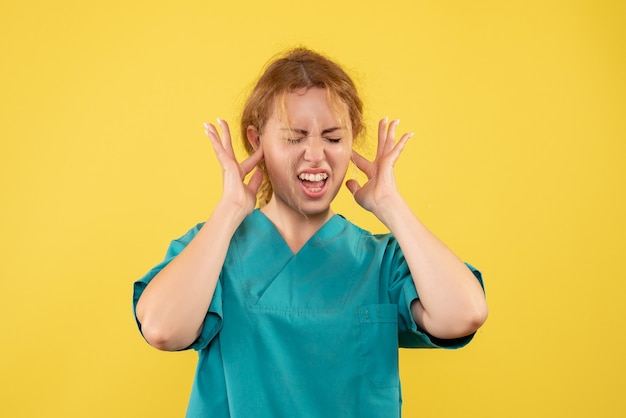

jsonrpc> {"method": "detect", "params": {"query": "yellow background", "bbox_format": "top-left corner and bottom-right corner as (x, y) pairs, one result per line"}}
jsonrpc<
(1, 0), (624, 416)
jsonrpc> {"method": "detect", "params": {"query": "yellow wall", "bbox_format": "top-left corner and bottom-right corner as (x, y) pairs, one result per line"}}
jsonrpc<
(1, 0), (624, 416)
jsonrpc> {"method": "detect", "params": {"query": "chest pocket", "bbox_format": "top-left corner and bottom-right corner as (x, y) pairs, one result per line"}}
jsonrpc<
(358, 304), (400, 389)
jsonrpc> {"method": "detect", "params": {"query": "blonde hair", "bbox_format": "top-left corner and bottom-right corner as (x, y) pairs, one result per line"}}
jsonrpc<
(240, 47), (365, 206)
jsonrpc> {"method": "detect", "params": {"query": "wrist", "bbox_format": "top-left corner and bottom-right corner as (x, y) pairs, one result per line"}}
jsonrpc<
(212, 200), (251, 228)
(373, 193), (412, 230)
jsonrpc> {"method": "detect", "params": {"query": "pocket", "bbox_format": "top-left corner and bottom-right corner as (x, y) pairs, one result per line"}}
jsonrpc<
(358, 304), (400, 388)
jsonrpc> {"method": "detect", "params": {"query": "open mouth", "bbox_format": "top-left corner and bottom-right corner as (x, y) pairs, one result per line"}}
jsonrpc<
(297, 172), (329, 195)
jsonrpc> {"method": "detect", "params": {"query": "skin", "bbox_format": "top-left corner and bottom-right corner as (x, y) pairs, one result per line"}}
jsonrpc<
(246, 88), (353, 252)
(135, 87), (487, 351)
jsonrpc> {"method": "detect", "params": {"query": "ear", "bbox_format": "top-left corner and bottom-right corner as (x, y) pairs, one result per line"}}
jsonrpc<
(246, 125), (261, 150)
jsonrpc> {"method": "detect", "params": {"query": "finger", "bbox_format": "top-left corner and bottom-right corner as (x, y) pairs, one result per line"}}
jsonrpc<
(240, 146), (264, 176)
(203, 121), (216, 140)
(386, 132), (414, 166)
(204, 122), (224, 148)
(384, 119), (399, 153)
(345, 179), (361, 196)
(205, 120), (235, 160)
(216, 118), (237, 159)
(204, 123), (229, 162)
(351, 150), (373, 177)
(376, 117), (388, 160)
(247, 169), (264, 194)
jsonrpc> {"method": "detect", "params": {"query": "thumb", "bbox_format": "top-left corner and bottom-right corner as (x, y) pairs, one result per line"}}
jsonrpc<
(345, 179), (361, 196)
(248, 169), (264, 194)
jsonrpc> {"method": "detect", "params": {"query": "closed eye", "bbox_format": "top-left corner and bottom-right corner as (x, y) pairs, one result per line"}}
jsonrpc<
(287, 137), (341, 144)
(282, 126), (345, 144)
(325, 137), (342, 143)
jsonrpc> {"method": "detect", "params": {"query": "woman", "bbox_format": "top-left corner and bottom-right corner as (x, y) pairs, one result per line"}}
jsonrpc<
(133, 47), (487, 417)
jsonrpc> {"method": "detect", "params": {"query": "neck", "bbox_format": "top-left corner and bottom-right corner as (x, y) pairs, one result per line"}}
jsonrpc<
(260, 199), (333, 254)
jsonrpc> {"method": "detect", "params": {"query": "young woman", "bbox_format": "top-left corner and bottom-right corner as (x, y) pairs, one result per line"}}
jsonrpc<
(133, 48), (487, 418)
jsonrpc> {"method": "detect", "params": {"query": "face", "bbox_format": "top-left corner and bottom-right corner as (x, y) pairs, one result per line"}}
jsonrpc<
(251, 87), (353, 217)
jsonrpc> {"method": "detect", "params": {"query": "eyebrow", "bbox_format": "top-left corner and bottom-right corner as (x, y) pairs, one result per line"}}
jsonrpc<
(280, 127), (345, 135)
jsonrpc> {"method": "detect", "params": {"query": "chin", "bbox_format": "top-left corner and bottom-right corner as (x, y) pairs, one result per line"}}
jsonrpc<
(295, 202), (332, 217)
(271, 182), (341, 218)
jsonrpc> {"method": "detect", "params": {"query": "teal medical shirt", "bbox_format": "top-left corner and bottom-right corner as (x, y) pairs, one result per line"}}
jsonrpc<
(133, 210), (483, 418)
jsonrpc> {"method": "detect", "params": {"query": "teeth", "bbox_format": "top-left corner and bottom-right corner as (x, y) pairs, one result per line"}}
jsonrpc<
(298, 173), (328, 182)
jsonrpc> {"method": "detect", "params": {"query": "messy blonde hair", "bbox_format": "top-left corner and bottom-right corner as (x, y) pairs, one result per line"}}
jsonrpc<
(240, 47), (365, 206)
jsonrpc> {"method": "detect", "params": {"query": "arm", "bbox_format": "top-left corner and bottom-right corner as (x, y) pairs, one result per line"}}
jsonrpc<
(135, 119), (263, 351)
(346, 118), (487, 339)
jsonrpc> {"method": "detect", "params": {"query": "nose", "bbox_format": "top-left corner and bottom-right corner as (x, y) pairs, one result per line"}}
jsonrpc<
(303, 137), (325, 163)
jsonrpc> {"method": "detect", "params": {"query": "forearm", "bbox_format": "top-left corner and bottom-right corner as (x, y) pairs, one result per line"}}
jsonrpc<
(135, 202), (247, 351)
(375, 195), (488, 339)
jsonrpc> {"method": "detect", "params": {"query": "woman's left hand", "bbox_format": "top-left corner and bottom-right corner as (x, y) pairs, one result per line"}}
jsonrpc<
(346, 117), (413, 216)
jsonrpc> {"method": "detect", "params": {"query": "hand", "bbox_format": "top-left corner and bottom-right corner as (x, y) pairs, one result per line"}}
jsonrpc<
(345, 118), (413, 216)
(204, 118), (264, 215)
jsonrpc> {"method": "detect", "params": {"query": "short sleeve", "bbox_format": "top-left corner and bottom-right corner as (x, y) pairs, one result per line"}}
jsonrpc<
(132, 223), (223, 351)
(383, 237), (484, 349)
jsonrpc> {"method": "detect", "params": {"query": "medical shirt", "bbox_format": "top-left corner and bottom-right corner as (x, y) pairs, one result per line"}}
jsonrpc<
(133, 210), (483, 418)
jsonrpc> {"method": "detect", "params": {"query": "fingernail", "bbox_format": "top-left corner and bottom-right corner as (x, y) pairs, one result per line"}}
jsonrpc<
(216, 117), (222, 125)
(203, 122), (209, 129)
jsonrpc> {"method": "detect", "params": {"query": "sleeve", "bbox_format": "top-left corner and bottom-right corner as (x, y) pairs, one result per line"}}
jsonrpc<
(383, 237), (485, 349)
(132, 223), (224, 351)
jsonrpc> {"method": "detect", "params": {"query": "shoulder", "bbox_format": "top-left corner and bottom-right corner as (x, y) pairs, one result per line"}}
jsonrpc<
(175, 222), (204, 243)
(335, 214), (393, 239)
(159, 222), (204, 260)
(334, 215), (399, 252)
(231, 210), (274, 244)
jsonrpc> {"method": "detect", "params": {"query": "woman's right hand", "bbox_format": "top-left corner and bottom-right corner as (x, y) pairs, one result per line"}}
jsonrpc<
(136, 119), (263, 351)
(204, 118), (264, 216)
